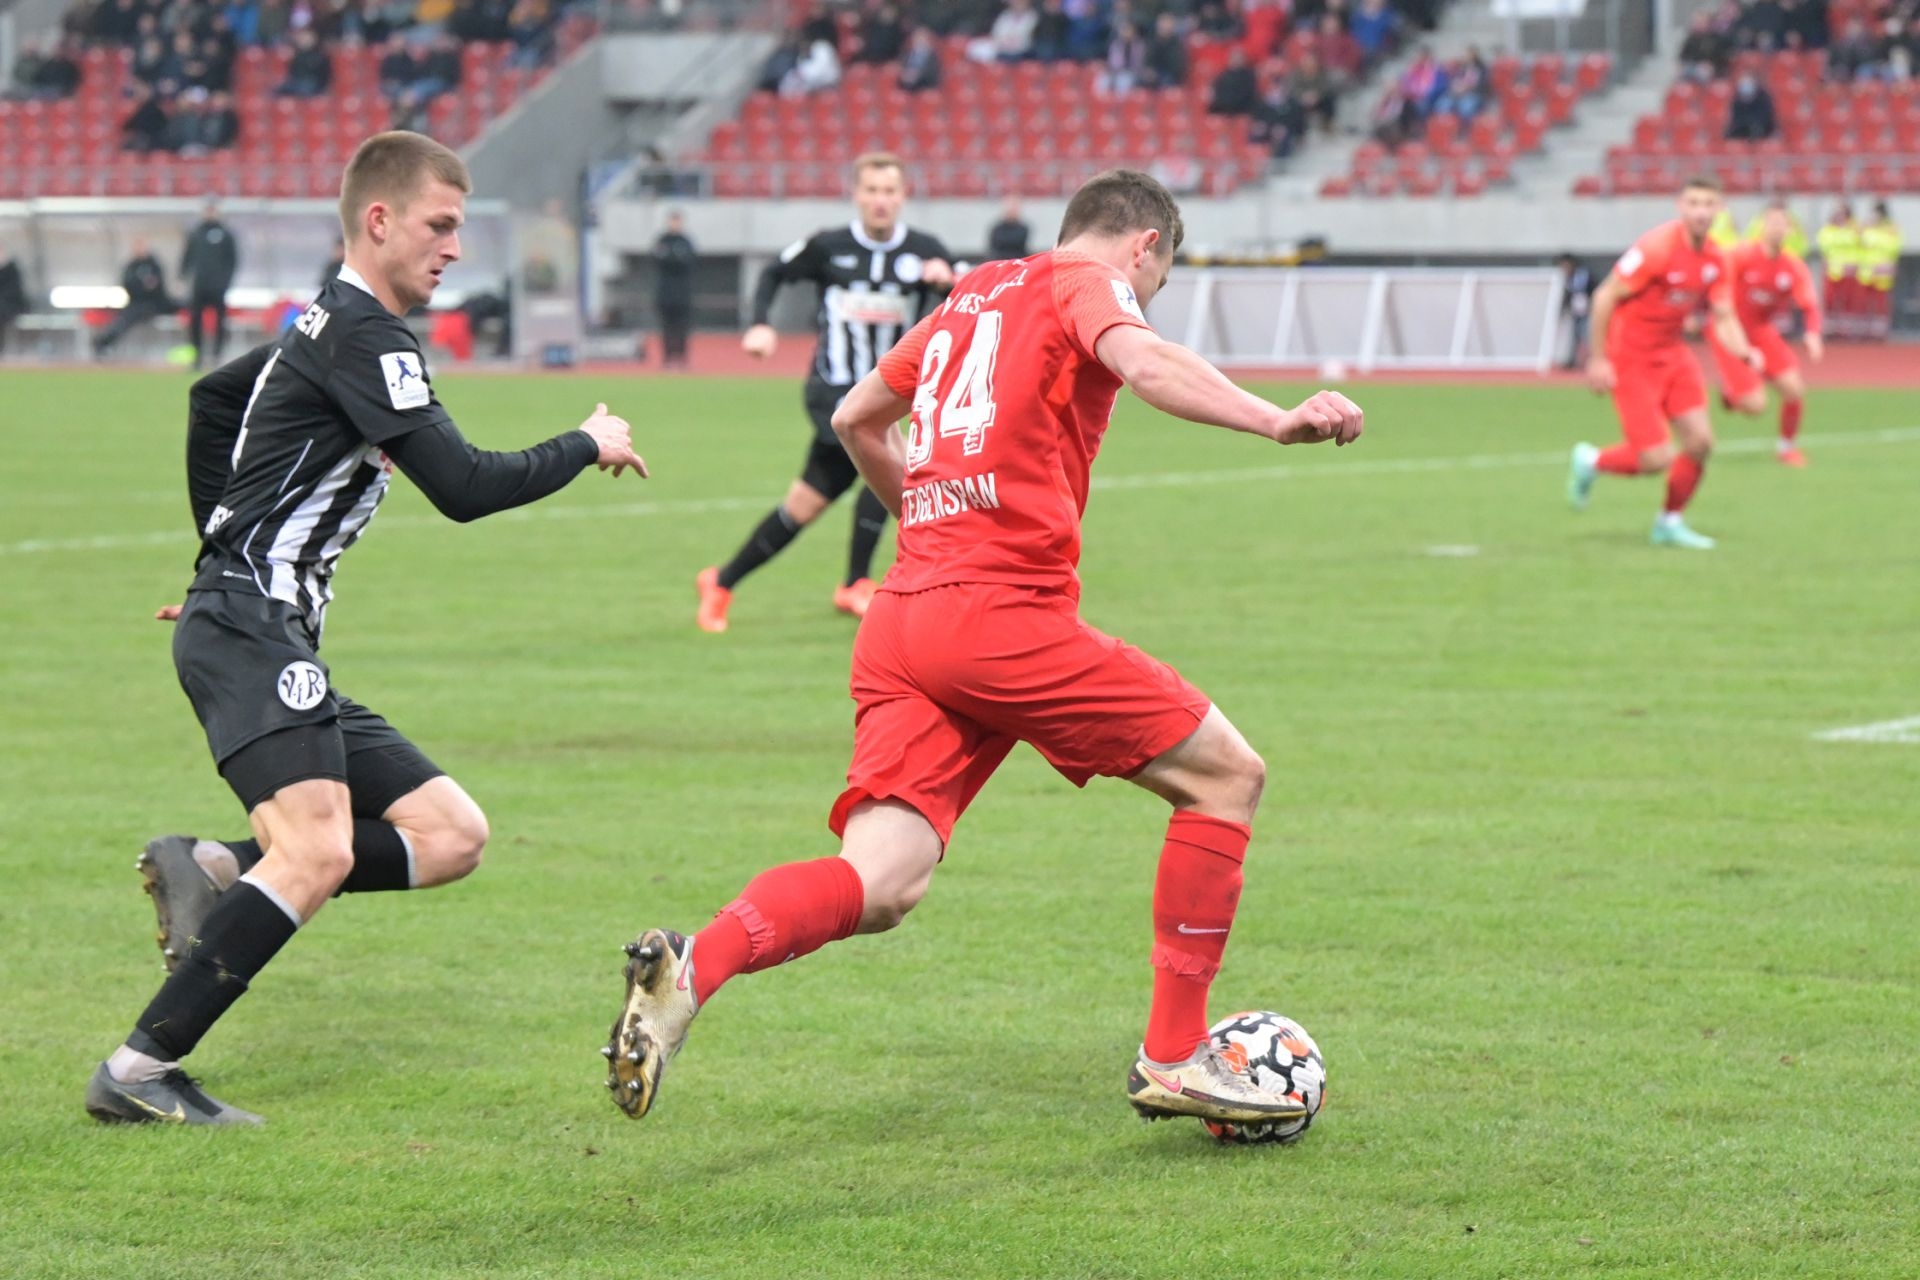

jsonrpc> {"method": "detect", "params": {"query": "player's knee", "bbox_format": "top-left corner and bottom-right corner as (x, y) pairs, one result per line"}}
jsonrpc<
(428, 800), (490, 881)
(1640, 444), (1677, 473)
(1686, 436), (1715, 462)
(1735, 392), (1767, 416)
(1230, 744), (1268, 819)
(283, 837), (356, 890)
(863, 882), (924, 933)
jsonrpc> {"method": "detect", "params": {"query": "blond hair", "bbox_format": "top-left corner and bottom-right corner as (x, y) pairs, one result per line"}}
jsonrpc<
(339, 131), (472, 241)
(851, 152), (906, 183)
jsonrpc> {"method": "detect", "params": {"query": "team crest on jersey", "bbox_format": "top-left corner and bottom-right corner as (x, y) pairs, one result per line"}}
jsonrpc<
(379, 351), (430, 410)
(1702, 265), (1719, 282)
(894, 252), (924, 284)
(1777, 271), (1792, 289)
(1111, 278), (1146, 320)
(276, 660), (328, 711)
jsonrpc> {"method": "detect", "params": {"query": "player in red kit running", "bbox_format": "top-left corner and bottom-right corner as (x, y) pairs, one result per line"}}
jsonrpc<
(1569, 175), (1757, 549)
(603, 170), (1363, 1127)
(1708, 200), (1824, 468)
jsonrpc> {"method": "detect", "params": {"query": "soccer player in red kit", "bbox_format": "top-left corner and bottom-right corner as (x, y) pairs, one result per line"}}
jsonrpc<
(1708, 200), (1824, 468)
(604, 170), (1363, 1126)
(1569, 175), (1757, 550)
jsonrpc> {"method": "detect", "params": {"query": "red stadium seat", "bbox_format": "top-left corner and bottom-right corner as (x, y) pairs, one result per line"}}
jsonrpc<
(1571, 174), (1605, 197)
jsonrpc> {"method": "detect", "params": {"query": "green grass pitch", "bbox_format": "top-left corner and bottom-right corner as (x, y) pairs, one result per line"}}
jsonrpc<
(2, 368), (1917, 1278)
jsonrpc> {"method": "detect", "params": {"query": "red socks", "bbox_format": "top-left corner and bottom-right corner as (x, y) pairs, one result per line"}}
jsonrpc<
(690, 857), (866, 1006)
(1595, 444), (1640, 474)
(1664, 454), (1704, 514)
(1780, 398), (1803, 444)
(1144, 810), (1251, 1065)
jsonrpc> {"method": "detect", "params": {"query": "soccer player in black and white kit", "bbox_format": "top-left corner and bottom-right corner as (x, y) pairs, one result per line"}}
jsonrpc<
(84, 131), (647, 1127)
(695, 152), (955, 632)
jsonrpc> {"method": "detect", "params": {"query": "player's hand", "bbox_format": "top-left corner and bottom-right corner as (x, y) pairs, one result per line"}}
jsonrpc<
(1274, 389), (1363, 447)
(1682, 313), (1704, 338)
(155, 604), (182, 621)
(579, 403), (648, 478)
(1586, 356), (1616, 393)
(922, 258), (956, 288)
(1805, 332), (1825, 363)
(1744, 346), (1766, 371)
(742, 324), (778, 359)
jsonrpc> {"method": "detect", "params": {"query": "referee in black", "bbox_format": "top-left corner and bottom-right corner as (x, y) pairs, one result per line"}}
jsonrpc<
(181, 200), (239, 370)
(86, 131), (647, 1126)
(694, 152), (954, 633)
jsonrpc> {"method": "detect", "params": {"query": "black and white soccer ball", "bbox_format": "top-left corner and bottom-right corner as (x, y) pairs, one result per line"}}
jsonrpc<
(1203, 1010), (1326, 1145)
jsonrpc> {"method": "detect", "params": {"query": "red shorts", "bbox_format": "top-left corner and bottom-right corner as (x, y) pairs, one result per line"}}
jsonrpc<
(1609, 346), (1708, 450)
(1707, 324), (1797, 401)
(830, 583), (1212, 845)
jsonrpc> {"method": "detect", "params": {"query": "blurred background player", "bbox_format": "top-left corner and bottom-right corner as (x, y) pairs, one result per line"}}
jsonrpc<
(1708, 200), (1823, 468)
(652, 209), (696, 369)
(1568, 175), (1756, 551)
(695, 152), (955, 632)
(604, 170), (1364, 1129)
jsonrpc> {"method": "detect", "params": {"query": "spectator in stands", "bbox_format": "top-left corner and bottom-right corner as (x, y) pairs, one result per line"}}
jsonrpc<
(1725, 71), (1777, 139)
(782, 35), (842, 93)
(1062, 0), (1105, 60)
(1678, 10), (1730, 82)
(256, 0), (292, 46)
(1289, 51), (1338, 133)
(91, 0), (144, 46)
(278, 28), (333, 95)
(409, 34), (464, 100)
(131, 34), (168, 94)
(1737, 0), (1788, 50)
(1251, 76), (1306, 155)
(93, 237), (174, 358)
(30, 37), (81, 99)
(1829, 17), (1879, 78)
(1030, 0), (1070, 61)
(121, 83), (175, 151)
(1434, 45), (1486, 118)
(985, 197), (1030, 260)
(343, 0), (395, 43)
(0, 244), (26, 355)
(799, 1), (840, 50)
(378, 35), (419, 96)
(1349, 0), (1399, 65)
(899, 25), (942, 90)
(1396, 42), (1446, 116)
(758, 30), (804, 92)
(1143, 12), (1189, 87)
(507, 0), (558, 67)
(969, 0), (1039, 63)
(1316, 14), (1363, 86)
(1100, 19), (1147, 91)
(854, 0), (907, 63)
(7, 40), (46, 99)
(1207, 46), (1259, 115)
(653, 210), (696, 369)
(1197, 0), (1246, 42)
(1781, 0), (1827, 50)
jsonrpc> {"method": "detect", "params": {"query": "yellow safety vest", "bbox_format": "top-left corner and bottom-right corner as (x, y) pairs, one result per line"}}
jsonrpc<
(1709, 210), (1739, 249)
(1860, 223), (1902, 290)
(1816, 222), (1861, 281)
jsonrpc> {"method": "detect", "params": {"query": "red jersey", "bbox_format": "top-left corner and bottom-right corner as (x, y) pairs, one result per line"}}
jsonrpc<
(1725, 239), (1822, 336)
(875, 250), (1153, 599)
(1608, 220), (1732, 358)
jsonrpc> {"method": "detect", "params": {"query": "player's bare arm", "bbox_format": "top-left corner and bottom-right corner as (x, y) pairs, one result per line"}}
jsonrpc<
(1804, 330), (1825, 363)
(1710, 300), (1759, 367)
(1585, 272), (1625, 392)
(1094, 325), (1362, 446)
(830, 371), (911, 518)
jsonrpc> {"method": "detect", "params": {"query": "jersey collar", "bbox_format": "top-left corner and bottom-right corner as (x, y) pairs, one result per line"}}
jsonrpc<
(849, 219), (908, 252)
(336, 264), (376, 297)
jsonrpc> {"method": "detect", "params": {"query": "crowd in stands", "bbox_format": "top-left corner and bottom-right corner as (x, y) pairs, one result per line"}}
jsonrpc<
(757, 0), (1441, 162)
(4, 0), (577, 157)
(1369, 42), (1487, 147)
(1679, 0), (1920, 81)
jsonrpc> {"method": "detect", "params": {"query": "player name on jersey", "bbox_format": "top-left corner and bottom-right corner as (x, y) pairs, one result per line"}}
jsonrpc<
(901, 470), (1001, 527)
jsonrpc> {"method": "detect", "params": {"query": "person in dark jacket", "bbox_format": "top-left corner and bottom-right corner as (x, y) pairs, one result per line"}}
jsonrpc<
(653, 211), (697, 368)
(181, 202), (240, 368)
(984, 197), (1030, 260)
(94, 238), (175, 357)
(0, 244), (28, 354)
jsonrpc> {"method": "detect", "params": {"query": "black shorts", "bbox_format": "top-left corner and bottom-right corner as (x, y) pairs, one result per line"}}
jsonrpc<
(173, 590), (443, 813)
(799, 381), (862, 500)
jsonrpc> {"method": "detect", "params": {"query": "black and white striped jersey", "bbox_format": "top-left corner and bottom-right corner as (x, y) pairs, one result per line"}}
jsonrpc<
(751, 220), (953, 391)
(190, 266), (451, 636)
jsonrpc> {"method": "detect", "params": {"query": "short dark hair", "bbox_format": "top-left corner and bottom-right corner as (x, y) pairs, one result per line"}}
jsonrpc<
(1057, 169), (1185, 255)
(339, 131), (471, 242)
(1681, 172), (1723, 194)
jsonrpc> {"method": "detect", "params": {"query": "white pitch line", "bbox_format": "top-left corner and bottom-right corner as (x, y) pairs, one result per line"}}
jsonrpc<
(7, 425), (1920, 560)
(1812, 716), (1920, 744)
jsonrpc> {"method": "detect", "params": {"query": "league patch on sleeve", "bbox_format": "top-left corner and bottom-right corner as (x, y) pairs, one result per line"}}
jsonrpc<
(1615, 245), (1645, 280)
(379, 351), (430, 410)
(1110, 278), (1146, 320)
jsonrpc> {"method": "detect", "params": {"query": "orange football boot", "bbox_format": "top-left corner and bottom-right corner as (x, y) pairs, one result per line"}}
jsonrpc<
(695, 567), (731, 633)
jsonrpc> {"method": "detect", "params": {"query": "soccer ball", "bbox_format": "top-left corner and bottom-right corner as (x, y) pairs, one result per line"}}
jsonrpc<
(1203, 1010), (1326, 1145)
